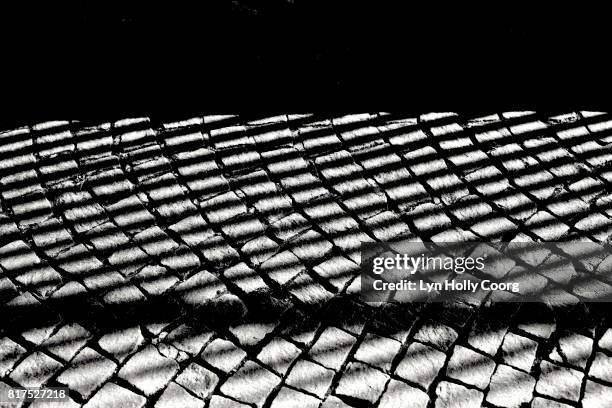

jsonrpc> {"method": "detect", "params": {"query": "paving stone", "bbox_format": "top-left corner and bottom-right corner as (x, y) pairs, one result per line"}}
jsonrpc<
(154, 314), (197, 349)
(208, 395), (250, 408)
(313, 256), (359, 291)
(588, 352), (612, 382)
(42, 323), (91, 362)
(220, 150), (262, 172)
(335, 362), (389, 404)
(240, 236), (278, 266)
(287, 272), (333, 305)
(5, 293), (59, 346)
(0, 337), (26, 376)
(230, 323), (276, 348)
(89, 168), (134, 199)
(486, 364), (535, 408)
(143, 183), (198, 220)
(54, 243), (105, 277)
(220, 216), (267, 244)
(175, 363), (218, 399)
(0, 240), (41, 272)
(303, 202), (358, 233)
(98, 327), (144, 364)
(57, 347), (117, 398)
(119, 344), (180, 396)
(270, 213), (311, 241)
(290, 230), (333, 263)
(379, 378), (429, 408)
(154, 382), (204, 408)
(169, 214), (214, 247)
(280, 173), (331, 205)
(536, 360), (583, 402)
(107, 196), (156, 235)
(364, 210), (411, 241)
(219, 360), (280, 408)
(102, 285), (146, 306)
(14, 263), (63, 298)
(200, 339), (247, 373)
(531, 397), (573, 408)
(256, 337), (301, 376)
(261, 250), (306, 287)
(175, 270), (226, 308)
(134, 226), (179, 257)
(285, 359), (335, 398)
(84, 382), (146, 408)
(198, 234), (240, 265)
(160, 246), (201, 275)
(82, 269), (125, 292)
(308, 327), (357, 371)
(446, 345), (495, 389)
(134, 264), (178, 296)
(9, 351), (62, 387)
(550, 331), (593, 370)
(583, 380), (612, 408)
(0, 276), (18, 305)
(598, 328), (612, 351)
(501, 332), (539, 372)
(269, 387), (320, 408)
(200, 192), (248, 224)
(434, 381), (483, 408)
(413, 320), (458, 351)
(353, 333), (401, 371)
(31, 218), (73, 257)
(395, 341), (446, 389)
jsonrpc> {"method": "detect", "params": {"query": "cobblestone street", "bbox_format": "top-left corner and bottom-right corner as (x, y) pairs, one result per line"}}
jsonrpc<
(2, 112), (612, 407)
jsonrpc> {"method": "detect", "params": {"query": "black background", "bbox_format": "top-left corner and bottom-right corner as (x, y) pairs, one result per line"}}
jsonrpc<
(1, 2), (610, 128)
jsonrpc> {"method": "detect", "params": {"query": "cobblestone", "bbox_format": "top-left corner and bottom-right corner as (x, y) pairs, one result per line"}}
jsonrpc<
(335, 361), (389, 404)
(119, 344), (180, 396)
(434, 381), (483, 408)
(486, 364), (535, 407)
(57, 347), (117, 398)
(219, 360), (280, 408)
(84, 382), (146, 408)
(446, 345), (495, 389)
(285, 359), (335, 398)
(536, 360), (583, 402)
(3, 112), (612, 407)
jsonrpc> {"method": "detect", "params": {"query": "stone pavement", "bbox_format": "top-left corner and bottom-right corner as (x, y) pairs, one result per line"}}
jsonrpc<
(1, 112), (612, 407)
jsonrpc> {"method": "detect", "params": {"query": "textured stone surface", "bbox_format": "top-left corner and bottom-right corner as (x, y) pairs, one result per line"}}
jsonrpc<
(98, 327), (144, 363)
(9, 352), (63, 387)
(201, 339), (247, 373)
(536, 361), (583, 402)
(269, 387), (320, 408)
(2, 112), (612, 407)
(84, 382), (146, 408)
(0, 337), (27, 376)
(285, 359), (335, 398)
(119, 345), (180, 396)
(57, 347), (117, 398)
(378, 379), (429, 408)
(395, 342), (446, 389)
(155, 382), (204, 408)
(308, 327), (357, 371)
(434, 381), (484, 408)
(220, 360), (280, 408)
(335, 362), (389, 404)
(500, 332), (538, 372)
(175, 363), (219, 399)
(486, 364), (535, 407)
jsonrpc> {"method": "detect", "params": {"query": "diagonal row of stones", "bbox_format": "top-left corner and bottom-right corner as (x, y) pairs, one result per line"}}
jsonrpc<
(1, 112), (612, 407)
